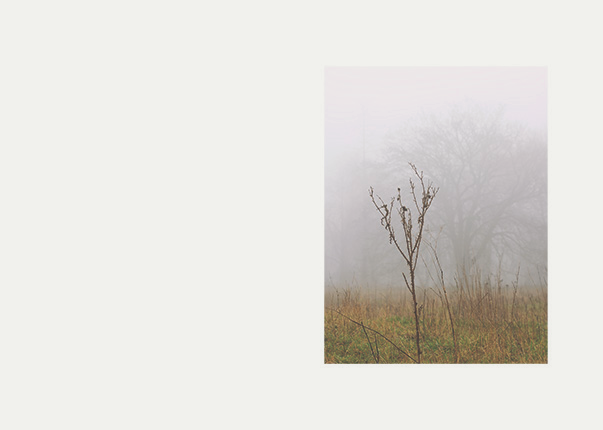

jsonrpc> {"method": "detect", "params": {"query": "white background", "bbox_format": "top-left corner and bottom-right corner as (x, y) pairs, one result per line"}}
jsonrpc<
(0, 1), (601, 428)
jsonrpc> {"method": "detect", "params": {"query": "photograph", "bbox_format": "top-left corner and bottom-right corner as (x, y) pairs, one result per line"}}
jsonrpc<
(325, 67), (547, 364)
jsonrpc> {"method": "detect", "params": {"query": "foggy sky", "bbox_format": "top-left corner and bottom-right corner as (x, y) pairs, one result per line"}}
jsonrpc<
(325, 67), (547, 166)
(325, 67), (547, 288)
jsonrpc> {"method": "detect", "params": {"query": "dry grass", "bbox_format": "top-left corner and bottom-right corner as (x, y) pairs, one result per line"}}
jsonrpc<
(324, 282), (547, 364)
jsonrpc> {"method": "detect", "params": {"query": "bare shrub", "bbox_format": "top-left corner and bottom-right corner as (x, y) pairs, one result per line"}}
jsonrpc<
(369, 163), (438, 363)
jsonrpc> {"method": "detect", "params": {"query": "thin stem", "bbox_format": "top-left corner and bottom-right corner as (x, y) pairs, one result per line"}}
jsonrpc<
(369, 163), (438, 364)
(361, 321), (378, 363)
(327, 307), (418, 363)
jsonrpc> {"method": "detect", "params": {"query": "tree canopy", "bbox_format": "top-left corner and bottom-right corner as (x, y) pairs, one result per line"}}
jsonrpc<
(383, 105), (547, 282)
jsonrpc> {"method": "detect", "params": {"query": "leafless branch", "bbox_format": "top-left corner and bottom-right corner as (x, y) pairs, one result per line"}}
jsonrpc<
(369, 163), (438, 363)
(327, 307), (418, 363)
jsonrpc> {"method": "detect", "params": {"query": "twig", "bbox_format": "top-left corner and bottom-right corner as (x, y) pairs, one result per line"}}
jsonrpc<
(361, 322), (378, 363)
(327, 307), (417, 363)
(511, 265), (520, 321)
(425, 239), (460, 363)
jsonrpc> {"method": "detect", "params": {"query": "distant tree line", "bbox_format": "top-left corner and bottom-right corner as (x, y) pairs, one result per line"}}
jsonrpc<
(325, 104), (547, 288)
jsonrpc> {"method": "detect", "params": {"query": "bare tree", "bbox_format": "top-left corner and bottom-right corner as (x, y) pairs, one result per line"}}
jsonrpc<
(384, 105), (546, 282)
(369, 163), (438, 363)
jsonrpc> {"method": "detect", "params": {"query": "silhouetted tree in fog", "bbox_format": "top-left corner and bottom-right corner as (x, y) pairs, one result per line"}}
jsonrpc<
(384, 105), (547, 282)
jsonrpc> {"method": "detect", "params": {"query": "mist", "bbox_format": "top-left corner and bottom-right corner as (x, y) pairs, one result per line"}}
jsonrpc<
(325, 67), (547, 289)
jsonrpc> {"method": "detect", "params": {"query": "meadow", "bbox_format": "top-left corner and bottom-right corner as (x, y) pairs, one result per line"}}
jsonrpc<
(324, 280), (547, 364)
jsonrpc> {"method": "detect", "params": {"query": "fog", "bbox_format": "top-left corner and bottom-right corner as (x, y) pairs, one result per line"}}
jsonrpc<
(325, 67), (547, 289)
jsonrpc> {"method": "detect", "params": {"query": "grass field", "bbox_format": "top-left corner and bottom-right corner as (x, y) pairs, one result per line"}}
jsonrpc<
(324, 281), (547, 364)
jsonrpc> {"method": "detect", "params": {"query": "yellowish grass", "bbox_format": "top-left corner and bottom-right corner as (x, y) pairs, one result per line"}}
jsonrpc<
(324, 284), (547, 364)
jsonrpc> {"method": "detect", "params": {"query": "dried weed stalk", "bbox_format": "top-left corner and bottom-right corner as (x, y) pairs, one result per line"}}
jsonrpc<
(369, 163), (438, 363)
